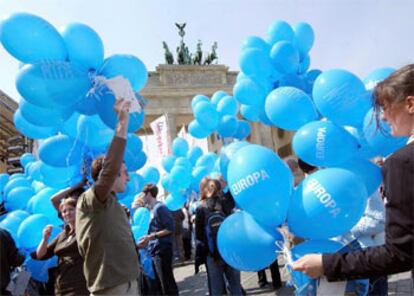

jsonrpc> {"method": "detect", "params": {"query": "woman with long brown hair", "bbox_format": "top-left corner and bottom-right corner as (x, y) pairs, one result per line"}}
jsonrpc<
(195, 177), (243, 295)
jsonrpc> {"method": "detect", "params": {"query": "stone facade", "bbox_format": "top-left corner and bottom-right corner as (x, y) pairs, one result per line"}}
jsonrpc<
(140, 64), (293, 157)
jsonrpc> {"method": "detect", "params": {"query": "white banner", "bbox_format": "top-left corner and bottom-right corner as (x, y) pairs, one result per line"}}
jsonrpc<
(150, 115), (172, 159)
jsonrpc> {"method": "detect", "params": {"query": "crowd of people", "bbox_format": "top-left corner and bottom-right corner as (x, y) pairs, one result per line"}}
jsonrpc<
(1, 63), (413, 296)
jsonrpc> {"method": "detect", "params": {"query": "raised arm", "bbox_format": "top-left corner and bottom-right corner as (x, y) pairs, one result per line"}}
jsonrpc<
(34, 225), (58, 260)
(50, 178), (87, 210)
(94, 99), (130, 202)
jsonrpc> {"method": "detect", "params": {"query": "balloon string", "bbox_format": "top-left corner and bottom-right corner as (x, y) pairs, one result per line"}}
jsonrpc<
(274, 232), (308, 293)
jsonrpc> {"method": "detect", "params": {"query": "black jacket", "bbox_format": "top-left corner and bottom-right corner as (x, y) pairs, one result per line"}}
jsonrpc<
(0, 227), (25, 292)
(322, 142), (414, 280)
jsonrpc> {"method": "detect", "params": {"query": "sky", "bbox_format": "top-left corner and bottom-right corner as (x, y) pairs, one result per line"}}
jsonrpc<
(1, 0), (413, 101)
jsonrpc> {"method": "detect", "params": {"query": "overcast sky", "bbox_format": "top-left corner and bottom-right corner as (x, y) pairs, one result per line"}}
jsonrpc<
(1, 0), (413, 101)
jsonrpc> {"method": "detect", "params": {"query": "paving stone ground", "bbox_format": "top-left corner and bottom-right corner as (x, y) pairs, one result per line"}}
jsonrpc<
(174, 259), (413, 295)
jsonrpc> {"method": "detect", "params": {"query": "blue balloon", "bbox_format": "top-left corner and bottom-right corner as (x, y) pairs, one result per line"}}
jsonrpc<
(293, 22), (315, 55)
(25, 256), (57, 283)
(191, 166), (210, 192)
(129, 151), (147, 171)
(217, 116), (238, 138)
(38, 134), (83, 167)
(59, 112), (81, 138)
(187, 146), (203, 166)
(0, 173), (10, 190)
(267, 20), (294, 45)
(236, 72), (249, 82)
(333, 158), (382, 196)
(259, 109), (274, 126)
(233, 78), (267, 106)
(363, 67), (395, 92)
(288, 168), (367, 239)
(290, 240), (343, 292)
(343, 126), (377, 159)
(174, 157), (192, 171)
(75, 93), (97, 115)
(228, 145), (293, 227)
(219, 141), (250, 179)
(131, 225), (148, 242)
(31, 180), (46, 193)
(211, 91), (228, 106)
(363, 109), (408, 157)
(31, 188), (61, 226)
(142, 167), (160, 185)
(191, 95), (210, 110)
(165, 192), (187, 211)
(20, 153), (35, 168)
(61, 23), (104, 71)
(7, 210), (30, 221)
(162, 155), (176, 173)
(240, 104), (261, 122)
(124, 134), (144, 171)
(0, 214), (27, 242)
(14, 109), (57, 139)
(161, 175), (173, 192)
(218, 211), (284, 271)
(193, 101), (220, 130)
(293, 120), (359, 167)
(265, 87), (318, 131)
(241, 36), (271, 54)
(16, 61), (91, 108)
(196, 152), (218, 171)
(170, 166), (191, 190)
(98, 54), (148, 91)
(77, 114), (115, 148)
(19, 97), (74, 128)
(5, 186), (35, 211)
(25, 161), (43, 182)
(188, 120), (212, 139)
(95, 87), (145, 133)
(313, 69), (371, 127)
(270, 41), (299, 74)
(10, 173), (25, 181)
(40, 163), (80, 188)
(17, 214), (53, 250)
(0, 13), (67, 63)
(133, 206), (151, 228)
(240, 48), (273, 80)
(128, 173), (145, 196)
(298, 54), (311, 74)
(118, 194), (134, 211)
(4, 178), (31, 199)
(172, 138), (189, 157)
(278, 73), (308, 92)
(233, 120), (251, 140)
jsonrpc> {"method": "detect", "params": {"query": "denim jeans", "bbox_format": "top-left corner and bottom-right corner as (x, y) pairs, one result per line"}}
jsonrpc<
(206, 255), (242, 295)
(152, 248), (179, 295)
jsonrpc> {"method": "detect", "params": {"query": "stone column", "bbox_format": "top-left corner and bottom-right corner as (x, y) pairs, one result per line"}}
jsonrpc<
(165, 112), (177, 140)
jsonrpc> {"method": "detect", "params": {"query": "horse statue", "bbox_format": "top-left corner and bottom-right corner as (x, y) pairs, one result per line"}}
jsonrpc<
(162, 41), (174, 64)
(192, 40), (203, 65)
(203, 42), (218, 65)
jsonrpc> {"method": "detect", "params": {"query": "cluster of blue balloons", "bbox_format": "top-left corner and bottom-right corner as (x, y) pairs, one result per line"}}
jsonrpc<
(160, 137), (224, 210)
(233, 21), (321, 129)
(0, 12), (149, 175)
(0, 12), (152, 282)
(189, 92), (252, 140)
(212, 143), (294, 272)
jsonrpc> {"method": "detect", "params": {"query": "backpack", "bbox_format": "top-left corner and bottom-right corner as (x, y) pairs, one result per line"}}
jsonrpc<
(204, 209), (226, 261)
